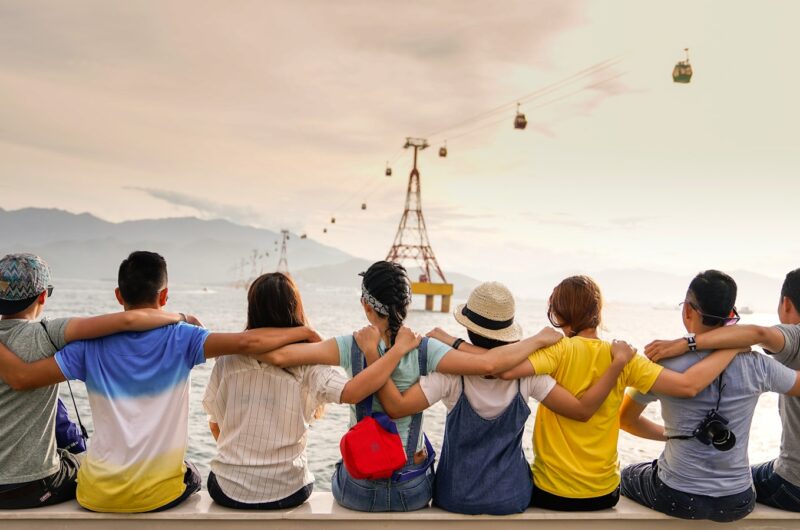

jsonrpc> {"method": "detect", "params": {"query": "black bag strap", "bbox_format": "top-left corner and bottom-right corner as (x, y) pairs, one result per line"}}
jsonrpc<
(40, 321), (89, 441)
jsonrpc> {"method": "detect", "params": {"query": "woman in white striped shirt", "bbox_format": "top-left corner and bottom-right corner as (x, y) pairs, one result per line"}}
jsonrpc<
(202, 272), (420, 509)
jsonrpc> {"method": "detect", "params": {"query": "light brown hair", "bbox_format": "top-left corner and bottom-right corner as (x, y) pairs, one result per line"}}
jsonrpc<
(548, 275), (603, 337)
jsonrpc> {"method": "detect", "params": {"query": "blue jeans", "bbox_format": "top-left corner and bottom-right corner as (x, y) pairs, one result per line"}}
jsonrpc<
(621, 460), (755, 522)
(331, 460), (433, 512)
(752, 460), (800, 512)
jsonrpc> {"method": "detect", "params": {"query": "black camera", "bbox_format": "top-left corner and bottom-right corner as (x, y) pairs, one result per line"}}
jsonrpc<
(692, 410), (736, 451)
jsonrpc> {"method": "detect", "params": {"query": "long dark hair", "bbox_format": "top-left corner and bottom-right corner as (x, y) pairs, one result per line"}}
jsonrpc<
(361, 261), (412, 346)
(246, 272), (307, 330)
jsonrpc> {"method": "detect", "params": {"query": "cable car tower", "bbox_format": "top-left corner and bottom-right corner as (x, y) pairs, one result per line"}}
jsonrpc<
(386, 137), (454, 313)
(277, 229), (290, 275)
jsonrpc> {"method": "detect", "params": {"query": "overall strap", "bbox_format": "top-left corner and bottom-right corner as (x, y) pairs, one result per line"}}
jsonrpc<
(350, 338), (373, 421)
(404, 337), (429, 460)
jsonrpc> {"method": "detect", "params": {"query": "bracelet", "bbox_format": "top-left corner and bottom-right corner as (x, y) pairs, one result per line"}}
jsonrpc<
(452, 338), (465, 350)
(179, 312), (187, 323)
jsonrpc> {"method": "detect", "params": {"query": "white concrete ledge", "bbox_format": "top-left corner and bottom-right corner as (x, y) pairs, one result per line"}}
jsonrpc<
(3, 492), (799, 529)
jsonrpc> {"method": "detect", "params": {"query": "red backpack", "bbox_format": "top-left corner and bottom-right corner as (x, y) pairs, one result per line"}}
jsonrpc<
(339, 338), (435, 481)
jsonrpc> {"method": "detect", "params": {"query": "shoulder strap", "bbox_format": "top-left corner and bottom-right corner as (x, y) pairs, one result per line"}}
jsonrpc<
(350, 338), (373, 421)
(418, 337), (429, 376)
(404, 337), (430, 460)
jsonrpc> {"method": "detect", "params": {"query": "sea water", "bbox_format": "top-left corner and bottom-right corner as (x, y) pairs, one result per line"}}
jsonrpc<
(48, 279), (783, 491)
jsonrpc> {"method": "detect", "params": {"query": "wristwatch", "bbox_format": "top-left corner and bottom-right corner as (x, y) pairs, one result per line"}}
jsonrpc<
(684, 333), (697, 352)
(452, 338), (465, 350)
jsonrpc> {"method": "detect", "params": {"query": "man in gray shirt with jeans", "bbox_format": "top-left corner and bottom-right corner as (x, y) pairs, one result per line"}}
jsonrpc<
(620, 270), (800, 521)
(645, 267), (800, 512)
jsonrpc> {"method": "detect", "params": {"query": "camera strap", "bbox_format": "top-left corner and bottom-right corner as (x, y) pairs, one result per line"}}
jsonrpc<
(40, 321), (90, 441)
(666, 373), (724, 441)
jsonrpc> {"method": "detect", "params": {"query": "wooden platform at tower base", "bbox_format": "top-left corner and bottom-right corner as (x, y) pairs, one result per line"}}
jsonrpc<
(4, 493), (800, 530)
(411, 282), (454, 313)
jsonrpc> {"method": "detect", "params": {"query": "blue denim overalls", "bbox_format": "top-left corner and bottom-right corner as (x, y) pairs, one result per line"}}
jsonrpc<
(433, 377), (532, 514)
(331, 338), (436, 512)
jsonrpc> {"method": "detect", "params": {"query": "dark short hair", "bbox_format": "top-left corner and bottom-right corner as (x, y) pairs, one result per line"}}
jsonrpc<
(246, 272), (307, 329)
(782, 268), (800, 312)
(467, 330), (512, 350)
(688, 270), (737, 327)
(117, 251), (168, 306)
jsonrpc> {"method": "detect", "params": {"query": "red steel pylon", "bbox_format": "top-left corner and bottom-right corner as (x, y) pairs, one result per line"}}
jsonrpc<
(386, 138), (448, 283)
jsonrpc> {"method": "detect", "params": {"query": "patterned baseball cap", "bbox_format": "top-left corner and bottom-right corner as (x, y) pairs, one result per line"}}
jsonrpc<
(0, 253), (52, 315)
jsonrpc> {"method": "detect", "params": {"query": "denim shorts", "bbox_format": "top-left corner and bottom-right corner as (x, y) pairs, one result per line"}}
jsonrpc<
(331, 460), (434, 512)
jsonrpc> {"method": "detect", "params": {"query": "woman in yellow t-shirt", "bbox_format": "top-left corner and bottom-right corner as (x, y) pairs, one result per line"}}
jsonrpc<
(500, 275), (744, 511)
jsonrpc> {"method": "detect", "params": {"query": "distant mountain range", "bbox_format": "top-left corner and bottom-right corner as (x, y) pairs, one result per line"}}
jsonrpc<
(0, 207), (352, 284)
(0, 208), (786, 312)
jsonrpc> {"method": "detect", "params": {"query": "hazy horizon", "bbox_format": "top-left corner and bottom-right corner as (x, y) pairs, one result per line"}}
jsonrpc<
(2, 1), (798, 291)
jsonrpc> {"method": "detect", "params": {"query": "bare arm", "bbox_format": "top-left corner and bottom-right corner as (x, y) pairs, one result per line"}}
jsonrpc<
(252, 337), (340, 367)
(209, 421), (220, 441)
(498, 359), (536, 380)
(351, 325), (430, 416)
(649, 348), (743, 398)
(436, 328), (562, 376)
(204, 326), (322, 360)
(63, 309), (189, 343)
(541, 340), (635, 422)
(0, 341), (66, 390)
(619, 394), (667, 441)
(339, 328), (421, 404)
(426, 327), (486, 354)
(645, 325), (785, 362)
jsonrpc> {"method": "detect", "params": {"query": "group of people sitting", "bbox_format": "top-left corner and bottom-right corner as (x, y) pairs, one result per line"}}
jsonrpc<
(0, 250), (799, 523)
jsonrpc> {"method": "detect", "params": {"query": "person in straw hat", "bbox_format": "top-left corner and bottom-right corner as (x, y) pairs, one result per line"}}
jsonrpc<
(353, 281), (637, 515)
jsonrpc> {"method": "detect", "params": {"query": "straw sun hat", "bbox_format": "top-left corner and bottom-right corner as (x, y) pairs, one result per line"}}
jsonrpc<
(454, 282), (522, 342)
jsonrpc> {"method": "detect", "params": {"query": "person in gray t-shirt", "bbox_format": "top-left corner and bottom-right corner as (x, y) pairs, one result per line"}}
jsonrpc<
(0, 253), (191, 509)
(644, 267), (800, 512)
(619, 270), (800, 522)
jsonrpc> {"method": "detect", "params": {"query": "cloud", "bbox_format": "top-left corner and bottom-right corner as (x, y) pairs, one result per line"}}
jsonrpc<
(126, 187), (266, 226)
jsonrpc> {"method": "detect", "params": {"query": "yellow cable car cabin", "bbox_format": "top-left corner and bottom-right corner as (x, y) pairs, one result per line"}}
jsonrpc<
(514, 103), (527, 130)
(673, 48), (693, 83)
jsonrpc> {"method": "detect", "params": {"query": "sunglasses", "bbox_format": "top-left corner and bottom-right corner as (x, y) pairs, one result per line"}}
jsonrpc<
(46, 285), (54, 297)
(680, 300), (740, 326)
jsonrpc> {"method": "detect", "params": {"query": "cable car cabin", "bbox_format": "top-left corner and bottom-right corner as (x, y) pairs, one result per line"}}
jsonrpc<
(672, 61), (692, 83)
(673, 48), (692, 84)
(439, 146), (447, 157)
(514, 103), (527, 130)
(323, 228), (328, 234)
(385, 166), (392, 177)
(361, 203), (367, 210)
(331, 217), (336, 224)
(300, 233), (307, 239)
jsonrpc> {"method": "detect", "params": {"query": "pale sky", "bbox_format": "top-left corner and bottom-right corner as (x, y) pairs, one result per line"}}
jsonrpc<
(1, 0), (798, 288)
